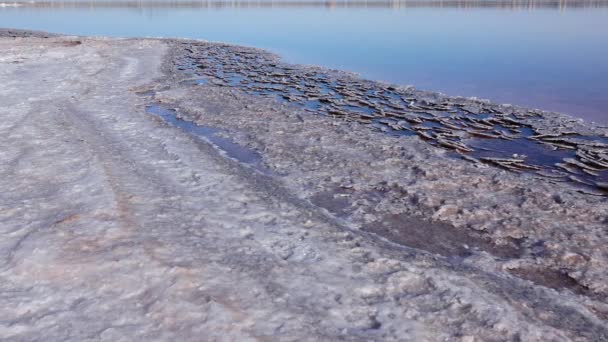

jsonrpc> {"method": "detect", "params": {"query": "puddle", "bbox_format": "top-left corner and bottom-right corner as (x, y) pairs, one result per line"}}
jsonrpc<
(146, 104), (270, 174)
(467, 135), (608, 191)
(469, 138), (575, 168)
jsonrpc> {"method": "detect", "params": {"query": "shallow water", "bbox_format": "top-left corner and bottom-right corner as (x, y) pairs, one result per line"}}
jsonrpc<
(2, 0), (608, 123)
(146, 103), (271, 173)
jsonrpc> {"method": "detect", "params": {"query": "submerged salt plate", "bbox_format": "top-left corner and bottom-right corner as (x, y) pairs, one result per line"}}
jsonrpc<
(174, 42), (608, 195)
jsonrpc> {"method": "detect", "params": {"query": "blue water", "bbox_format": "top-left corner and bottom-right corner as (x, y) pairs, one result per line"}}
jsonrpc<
(2, 0), (608, 123)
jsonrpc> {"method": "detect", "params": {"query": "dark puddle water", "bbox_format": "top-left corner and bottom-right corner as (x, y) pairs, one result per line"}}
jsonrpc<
(146, 104), (269, 174)
(467, 135), (608, 188)
(469, 138), (574, 168)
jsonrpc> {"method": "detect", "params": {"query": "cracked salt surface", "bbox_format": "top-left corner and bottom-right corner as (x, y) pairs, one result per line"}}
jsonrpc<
(175, 41), (608, 195)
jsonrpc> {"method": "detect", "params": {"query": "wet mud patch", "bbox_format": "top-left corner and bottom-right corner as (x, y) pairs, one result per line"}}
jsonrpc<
(134, 89), (156, 97)
(310, 188), (353, 218)
(61, 40), (82, 47)
(172, 41), (608, 196)
(362, 214), (522, 259)
(508, 266), (590, 296)
(146, 104), (270, 173)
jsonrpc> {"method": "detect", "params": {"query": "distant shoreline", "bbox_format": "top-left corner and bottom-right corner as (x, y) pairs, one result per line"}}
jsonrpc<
(5, 0), (608, 9)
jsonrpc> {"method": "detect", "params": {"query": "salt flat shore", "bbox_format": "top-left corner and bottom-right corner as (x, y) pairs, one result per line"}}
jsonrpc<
(1, 30), (607, 341)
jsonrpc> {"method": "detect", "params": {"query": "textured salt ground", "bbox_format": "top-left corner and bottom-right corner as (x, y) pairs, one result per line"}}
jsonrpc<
(0, 33), (607, 341)
(157, 47), (608, 299)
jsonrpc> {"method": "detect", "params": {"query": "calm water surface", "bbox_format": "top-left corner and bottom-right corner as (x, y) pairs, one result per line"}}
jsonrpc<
(2, 0), (608, 123)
